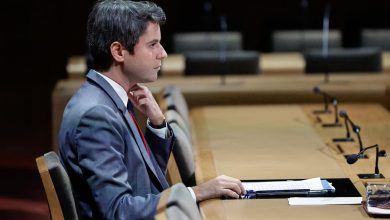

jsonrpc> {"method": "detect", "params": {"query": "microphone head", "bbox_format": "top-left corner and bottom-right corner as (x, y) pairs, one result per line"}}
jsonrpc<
(331, 97), (337, 105)
(353, 125), (360, 133)
(339, 110), (347, 118)
(347, 154), (359, 164)
(313, 86), (320, 94)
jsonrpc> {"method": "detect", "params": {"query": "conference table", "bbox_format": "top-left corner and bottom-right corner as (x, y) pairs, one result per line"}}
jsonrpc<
(51, 73), (390, 151)
(65, 52), (390, 78)
(190, 103), (390, 220)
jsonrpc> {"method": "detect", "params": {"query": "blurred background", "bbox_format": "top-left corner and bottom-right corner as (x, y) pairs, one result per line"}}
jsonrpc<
(1, 0), (390, 218)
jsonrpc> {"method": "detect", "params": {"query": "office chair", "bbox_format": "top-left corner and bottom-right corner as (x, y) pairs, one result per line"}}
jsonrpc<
(361, 29), (390, 51)
(173, 32), (242, 53)
(36, 151), (80, 220)
(155, 183), (201, 220)
(160, 85), (190, 128)
(305, 47), (382, 73)
(185, 50), (259, 75)
(170, 122), (196, 187)
(165, 109), (192, 140)
(272, 30), (342, 52)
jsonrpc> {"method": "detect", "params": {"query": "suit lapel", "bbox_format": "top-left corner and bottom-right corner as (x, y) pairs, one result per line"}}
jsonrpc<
(86, 70), (165, 189)
(122, 111), (161, 180)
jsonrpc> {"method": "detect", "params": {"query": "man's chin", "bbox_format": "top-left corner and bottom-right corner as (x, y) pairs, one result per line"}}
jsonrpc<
(142, 74), (159, 83)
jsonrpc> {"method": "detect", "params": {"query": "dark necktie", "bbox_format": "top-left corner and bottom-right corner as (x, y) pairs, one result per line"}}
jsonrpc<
(127, 100), (151, 157)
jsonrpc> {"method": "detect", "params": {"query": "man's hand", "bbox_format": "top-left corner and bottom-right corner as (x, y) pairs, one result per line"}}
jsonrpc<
(128, 84), (165, 125)
(191, 175), (246, 202)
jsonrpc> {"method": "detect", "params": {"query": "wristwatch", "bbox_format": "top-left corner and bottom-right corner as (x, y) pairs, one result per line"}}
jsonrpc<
(149, 118), (167, 129)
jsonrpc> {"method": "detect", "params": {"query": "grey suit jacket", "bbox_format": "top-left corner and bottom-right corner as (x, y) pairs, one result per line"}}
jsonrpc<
(59, 70), (175, 220)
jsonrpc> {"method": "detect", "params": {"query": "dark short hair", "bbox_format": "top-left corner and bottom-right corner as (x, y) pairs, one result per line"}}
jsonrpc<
(87, 0), (166, 71)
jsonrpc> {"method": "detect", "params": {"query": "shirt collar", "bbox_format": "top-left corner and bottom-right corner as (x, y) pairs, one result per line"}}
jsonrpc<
(94, 70), (128, 107)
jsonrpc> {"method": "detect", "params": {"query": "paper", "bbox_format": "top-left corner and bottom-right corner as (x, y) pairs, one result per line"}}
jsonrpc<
(242, 177), (326, 192)
(288, 197), (362, 205)
(367, 206), (390, 214)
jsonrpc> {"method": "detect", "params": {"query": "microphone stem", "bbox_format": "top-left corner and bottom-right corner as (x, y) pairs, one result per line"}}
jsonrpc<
(356, 131), (364, 152)
(345, 117), (351, 138)
(334, 103), (339, 124)
(323, 95), (329, 112)
(375, 146), (380, 174)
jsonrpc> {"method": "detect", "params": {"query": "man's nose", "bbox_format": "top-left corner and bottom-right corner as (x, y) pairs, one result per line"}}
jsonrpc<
(157, 46), (168, 60)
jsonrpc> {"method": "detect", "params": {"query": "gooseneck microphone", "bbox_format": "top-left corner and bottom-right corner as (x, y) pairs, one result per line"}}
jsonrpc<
(333, 110), (354, 142)
(339, 111), (364, 152)
(347, 144), (385, 179)
(313, 86), (332, 114)
(322, 97), (342, 127)
(336, 111), (368, 160)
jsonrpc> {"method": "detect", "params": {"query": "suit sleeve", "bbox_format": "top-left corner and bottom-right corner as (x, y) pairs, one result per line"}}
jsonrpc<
(145, 124), (175, 174)
(74, 105), (159, 220)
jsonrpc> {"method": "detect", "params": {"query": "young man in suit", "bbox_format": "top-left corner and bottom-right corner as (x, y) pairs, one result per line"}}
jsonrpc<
(59, 0), (245, 219)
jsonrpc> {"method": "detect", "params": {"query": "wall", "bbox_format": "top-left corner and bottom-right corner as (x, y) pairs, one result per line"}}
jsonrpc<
(0, 0), (389, 154)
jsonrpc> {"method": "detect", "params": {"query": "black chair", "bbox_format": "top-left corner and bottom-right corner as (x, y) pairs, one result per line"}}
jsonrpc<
(361, 29), (390, 51)
(36, 151), (80, 220)
(185, 51), (259, 76)
(272, 30), (342, 52)
(173, 32), (242, 53)
(304, 47), (382, 73)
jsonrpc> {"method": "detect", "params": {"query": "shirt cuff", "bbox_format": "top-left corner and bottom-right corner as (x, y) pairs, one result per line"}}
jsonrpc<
(187, 187), (197, 201)
(146, 118), (168, 139)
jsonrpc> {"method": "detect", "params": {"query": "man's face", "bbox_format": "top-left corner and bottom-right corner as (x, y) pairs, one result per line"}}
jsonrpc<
(123, 22), (167, 83)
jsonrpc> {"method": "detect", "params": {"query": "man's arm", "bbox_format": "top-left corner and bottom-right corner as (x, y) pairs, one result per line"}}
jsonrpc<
(192, 175), (246, 202)
(144, 124), (174, 173)
(128, 84), (245, 202)
(129, 84), (174, 172)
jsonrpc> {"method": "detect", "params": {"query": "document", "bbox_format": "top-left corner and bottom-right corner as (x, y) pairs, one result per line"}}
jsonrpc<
(242, 177), (333, 193)
(367, 206), (390, 215)
(288, 197), (362, 205)
(241, 177), (361, 202)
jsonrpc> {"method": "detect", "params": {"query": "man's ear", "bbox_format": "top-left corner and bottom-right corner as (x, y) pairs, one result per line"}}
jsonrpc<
(110, 41), (125, 63)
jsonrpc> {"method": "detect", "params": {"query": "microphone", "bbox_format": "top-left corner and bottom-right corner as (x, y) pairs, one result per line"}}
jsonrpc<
(332, 111), (355, 142)
(322, 97), (342, 127)
(346, 144), (384, 179)
(337, 111), (367, 159)
(312, 86), (332, 114)
(341, 111), (364, 151)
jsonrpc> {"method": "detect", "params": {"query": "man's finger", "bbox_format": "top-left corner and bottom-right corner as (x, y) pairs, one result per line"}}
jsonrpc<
(220, 189), (239, 199)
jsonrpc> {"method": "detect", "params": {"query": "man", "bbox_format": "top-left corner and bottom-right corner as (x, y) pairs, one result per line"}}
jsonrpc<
(59, 0), (245, 219)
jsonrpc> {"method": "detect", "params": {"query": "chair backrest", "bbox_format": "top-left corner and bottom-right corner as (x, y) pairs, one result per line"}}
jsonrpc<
(162, 85), (190, 126)
(173, 32), (242, 53)
(272, 30), (342, 52)
(304, 47), (382, 73)
(170, 122), (196, 187)
(185, 51), (259, 75)
(155, 183), (201, 220)
(36, 151), (79, 220)
(361, 29), (390, 50)
(165, 109), (191, 140)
